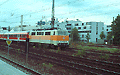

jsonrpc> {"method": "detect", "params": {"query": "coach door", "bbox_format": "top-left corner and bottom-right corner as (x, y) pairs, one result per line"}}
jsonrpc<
(50, 31), (54, 44)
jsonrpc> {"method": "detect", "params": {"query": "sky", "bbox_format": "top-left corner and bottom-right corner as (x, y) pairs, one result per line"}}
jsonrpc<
(0, 0), (120, 27)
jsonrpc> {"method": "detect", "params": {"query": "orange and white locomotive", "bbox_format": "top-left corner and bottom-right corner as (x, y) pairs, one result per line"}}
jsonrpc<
(0, 29), (69, 48)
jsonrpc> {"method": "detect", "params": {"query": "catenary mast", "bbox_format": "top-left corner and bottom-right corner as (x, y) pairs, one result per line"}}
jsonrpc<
(51, 0), (54, 29)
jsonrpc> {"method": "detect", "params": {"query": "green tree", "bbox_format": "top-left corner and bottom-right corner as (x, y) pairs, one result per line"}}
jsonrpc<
(107, 31), (112, 40)
(85, 32), (90, 43)
(111, 14), (120, 45)
(100, 31), (105, 39)
(70, 27), (80, 42)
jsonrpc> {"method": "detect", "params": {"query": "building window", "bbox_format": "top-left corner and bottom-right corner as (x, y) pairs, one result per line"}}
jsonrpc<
(102, 27), (104, 30)
(96, 38), (97, 42)
(67, 24), (71, 26)
(96, 31), (98, 35)
(78, 27), (81, 29)
(82, 35), (84, 38)
(68, 31), (71, 33)
(106, 29), (108, 31)
(96, 27), (98, 30)
(96, 22), (98, 26)
(84, 27), (86, 29)
(90, 26), (92, 29)
(75, 23), (78, 26)
(82, 23), (84, 25)
(67, 28), (71, 30)
(107, 32), (110, 34)
(78, 31), (91, 33)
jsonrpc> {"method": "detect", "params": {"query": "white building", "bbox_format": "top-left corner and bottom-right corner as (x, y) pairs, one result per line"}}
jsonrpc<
(56, 19), (105, 44)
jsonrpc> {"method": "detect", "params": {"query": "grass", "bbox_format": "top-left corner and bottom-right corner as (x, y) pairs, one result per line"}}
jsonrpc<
(75, 50), (86, 57)
(38, 44), (46, 49)
(42, 63), (53, 68)
(99, 54), (110, 60)
(48, 63), (53, 68)
(17, 49), (20, 54)
(76, 44), (120, 53)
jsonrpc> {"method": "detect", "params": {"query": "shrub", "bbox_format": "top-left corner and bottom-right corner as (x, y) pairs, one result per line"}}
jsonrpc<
(42, 63), (46, 67)
(87, 42), (94, 45)
(48, 63), (53, 68)
(77, 45), (83, 49)
(33, 46), (35, 48)
(56, 49), (60, 53)
(82, 46), (90, 50)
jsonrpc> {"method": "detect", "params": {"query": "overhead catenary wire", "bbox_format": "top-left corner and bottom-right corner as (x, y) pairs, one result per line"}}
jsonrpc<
(0, 0), (120, 25)
(0, 0), (82, 21)
(0, 0), (9, 6)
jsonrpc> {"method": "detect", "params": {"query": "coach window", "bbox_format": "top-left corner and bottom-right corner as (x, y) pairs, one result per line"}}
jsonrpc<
(37, 32), (41, 35)
(31, 32), (35, 35)
(4, 35), (6, 37)
(42, 32), (44, 35)
(14, 34), (17, 37)
(20, 34), (22, 38)
(17, 34), (20, 37)
(45, 32), (50, 35)
(23, 34), (25, 38)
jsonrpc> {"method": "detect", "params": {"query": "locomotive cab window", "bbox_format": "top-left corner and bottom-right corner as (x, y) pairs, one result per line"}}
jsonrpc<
(45, 32), (50, 35)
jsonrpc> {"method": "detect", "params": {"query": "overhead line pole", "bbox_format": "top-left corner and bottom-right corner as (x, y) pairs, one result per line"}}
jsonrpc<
(21, 15), (23, 31)
(51, 0), (55, 29)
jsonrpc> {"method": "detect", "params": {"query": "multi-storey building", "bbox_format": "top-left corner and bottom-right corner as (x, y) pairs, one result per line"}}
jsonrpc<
(55, 19), (105, 44)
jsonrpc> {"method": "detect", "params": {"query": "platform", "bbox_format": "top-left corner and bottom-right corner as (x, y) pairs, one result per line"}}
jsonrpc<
(0, 59), (27, 75)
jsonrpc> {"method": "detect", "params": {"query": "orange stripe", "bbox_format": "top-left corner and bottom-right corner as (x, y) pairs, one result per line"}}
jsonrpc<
(29, 35), (69, 41)
(51, 35), (69, 41)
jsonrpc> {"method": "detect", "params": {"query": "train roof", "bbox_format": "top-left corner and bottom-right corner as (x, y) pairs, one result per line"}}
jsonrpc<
(0, 31), (29, 34)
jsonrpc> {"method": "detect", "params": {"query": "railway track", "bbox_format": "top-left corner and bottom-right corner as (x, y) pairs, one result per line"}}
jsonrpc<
(0, 41), (120, 75)
(1, 45), (120, 75)
(66, 48), (120, 62)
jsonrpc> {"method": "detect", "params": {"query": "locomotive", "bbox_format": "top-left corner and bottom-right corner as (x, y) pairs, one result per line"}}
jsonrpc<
(0, 28), (69, 48)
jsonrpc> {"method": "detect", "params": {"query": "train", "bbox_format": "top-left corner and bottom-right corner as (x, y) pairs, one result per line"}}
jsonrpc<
(0, 28), (69, 48)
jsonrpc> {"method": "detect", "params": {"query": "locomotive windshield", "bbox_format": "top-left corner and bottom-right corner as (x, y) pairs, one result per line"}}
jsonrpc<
(57, 31), (69, 35)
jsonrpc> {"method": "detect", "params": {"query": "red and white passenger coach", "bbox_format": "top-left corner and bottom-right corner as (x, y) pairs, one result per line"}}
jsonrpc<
(0, 29), (69, 48)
